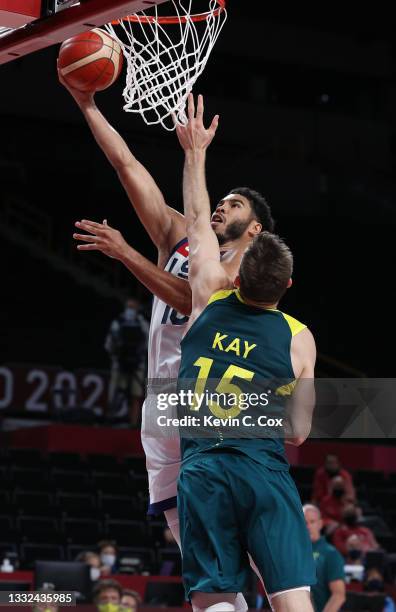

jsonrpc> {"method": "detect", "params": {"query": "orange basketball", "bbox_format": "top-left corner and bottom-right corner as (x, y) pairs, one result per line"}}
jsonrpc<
(58, 28), (123, 92)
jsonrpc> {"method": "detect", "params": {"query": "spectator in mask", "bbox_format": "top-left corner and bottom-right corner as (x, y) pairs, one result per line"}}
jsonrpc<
(333, 504), (380, 556)
(304, 504), (346, 612)
(76, 551), (102, 581)
(313, 454), (355, 505)
(344, 535), (365, 583)
(320, 476), (352, 534)
(92, 579), (122, 612)
(98, 540), (118, 575)
(105, 297), (149, 426)
(120, 590), (141, 612)
(363, 568), (396, 612)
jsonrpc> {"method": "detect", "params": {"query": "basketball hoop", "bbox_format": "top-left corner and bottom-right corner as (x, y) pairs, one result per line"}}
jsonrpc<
(104, 0), (227, 130)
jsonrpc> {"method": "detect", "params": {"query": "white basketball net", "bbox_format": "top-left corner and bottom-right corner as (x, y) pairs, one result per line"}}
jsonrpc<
(104, 0), (227, 130)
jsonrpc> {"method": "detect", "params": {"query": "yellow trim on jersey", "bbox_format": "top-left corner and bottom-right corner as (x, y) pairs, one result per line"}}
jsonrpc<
(207, 289), (235, 305)
(207, 291), (305, 340)
(281, 312), (307, 336)
(235, 288), (245, 304)
(275, 380), (297, 396)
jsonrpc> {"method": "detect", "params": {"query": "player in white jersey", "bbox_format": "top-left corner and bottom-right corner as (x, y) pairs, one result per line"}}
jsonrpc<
(62, 74), (274, 610)
(142, 237), (189, 514)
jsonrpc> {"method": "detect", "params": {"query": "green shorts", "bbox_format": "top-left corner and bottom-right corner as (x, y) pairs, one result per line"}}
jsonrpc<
(178, 450), (316, 598)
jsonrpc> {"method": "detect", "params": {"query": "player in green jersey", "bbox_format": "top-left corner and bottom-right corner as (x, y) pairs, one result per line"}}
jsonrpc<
(173, 95), (317, 612)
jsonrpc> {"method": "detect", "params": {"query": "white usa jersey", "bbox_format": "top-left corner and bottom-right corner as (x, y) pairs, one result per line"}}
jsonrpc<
(142, 237), (189, 511)
(147, 237), (189, 380)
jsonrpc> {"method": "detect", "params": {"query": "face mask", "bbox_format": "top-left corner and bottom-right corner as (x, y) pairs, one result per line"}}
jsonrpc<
(90, 567), (101, 581)
(344, 514), (357, 526)
(98, 604), (120, 612)
(101, 553), (116, 567)
(348, 549), (362, 560)
(333, 488), (345, 499)
(365, 579), (384, 592)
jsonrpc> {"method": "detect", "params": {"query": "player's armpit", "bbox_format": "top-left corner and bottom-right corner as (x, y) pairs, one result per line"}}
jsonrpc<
(190, 259), (231, 313)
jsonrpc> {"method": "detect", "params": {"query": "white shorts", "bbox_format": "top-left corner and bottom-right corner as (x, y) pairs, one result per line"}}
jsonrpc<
(141, 399), (181, 514)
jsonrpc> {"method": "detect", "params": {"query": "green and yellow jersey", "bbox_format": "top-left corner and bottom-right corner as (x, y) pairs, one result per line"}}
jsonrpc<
(178, 288), (307, 470)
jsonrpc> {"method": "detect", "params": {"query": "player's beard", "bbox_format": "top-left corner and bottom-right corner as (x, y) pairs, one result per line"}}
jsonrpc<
(216, 219), (252, 246)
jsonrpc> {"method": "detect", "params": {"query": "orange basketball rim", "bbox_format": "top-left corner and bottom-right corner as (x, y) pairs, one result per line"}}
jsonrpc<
(112, 0), (226, 25)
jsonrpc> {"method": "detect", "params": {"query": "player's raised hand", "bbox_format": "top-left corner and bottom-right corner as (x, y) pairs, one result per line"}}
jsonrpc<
(73, 219), (128, 260)
(175, 94), (219, 152)
(57, 60), (95, 107)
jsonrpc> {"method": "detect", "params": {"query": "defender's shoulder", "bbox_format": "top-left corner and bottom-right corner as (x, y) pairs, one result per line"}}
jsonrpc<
(279, 312), (307, 337)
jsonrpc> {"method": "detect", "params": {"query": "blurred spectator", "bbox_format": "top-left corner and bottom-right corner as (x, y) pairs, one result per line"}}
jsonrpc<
(92, 578), (122, 612)
(363, 567), (396, 612)
(333, 504), (380, 556)
(32, 604), (59, 612)
(120, 589), (141, 612)
(345, 535), (365, 565)
(76, 550), (102, 581)
(98, 540), (119, 575)
(303, 504), (346, 612)
(105, 297), (149, 426)
(344, 535), (365, 583)
(313, 454), (355, 505)
(32, 587), (59, 612)
(320, 476), (351, 534)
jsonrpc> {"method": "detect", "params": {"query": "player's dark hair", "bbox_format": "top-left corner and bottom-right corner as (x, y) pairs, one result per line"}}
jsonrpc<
(239, 232), (293, 304)
(229, 187), (275, 232)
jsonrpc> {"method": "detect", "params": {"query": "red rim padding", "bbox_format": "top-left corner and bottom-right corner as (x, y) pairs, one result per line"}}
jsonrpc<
(111, 0), (225, 25)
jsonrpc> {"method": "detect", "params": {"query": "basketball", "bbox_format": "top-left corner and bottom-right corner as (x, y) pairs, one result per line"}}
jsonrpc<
(58, 28), (123, 92)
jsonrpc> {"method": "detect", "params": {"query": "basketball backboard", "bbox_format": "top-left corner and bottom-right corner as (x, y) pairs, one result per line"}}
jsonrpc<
(0, 0), (168, 65)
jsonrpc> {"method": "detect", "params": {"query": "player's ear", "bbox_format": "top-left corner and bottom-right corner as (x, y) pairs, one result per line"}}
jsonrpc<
(287, 278), (293, 288)
(248, 221), (262, 237)
(234, 275), (240, 288)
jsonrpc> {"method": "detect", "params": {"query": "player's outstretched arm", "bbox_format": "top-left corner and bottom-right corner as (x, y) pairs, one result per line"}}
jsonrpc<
(73, 219), (191, 315)
(285, 328), (316, 446)
(58, 67), (186, 254)
(175, 94), (227, 313)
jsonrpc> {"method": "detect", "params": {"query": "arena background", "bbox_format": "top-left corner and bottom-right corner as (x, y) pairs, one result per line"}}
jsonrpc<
(0, 2), (395, 610)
